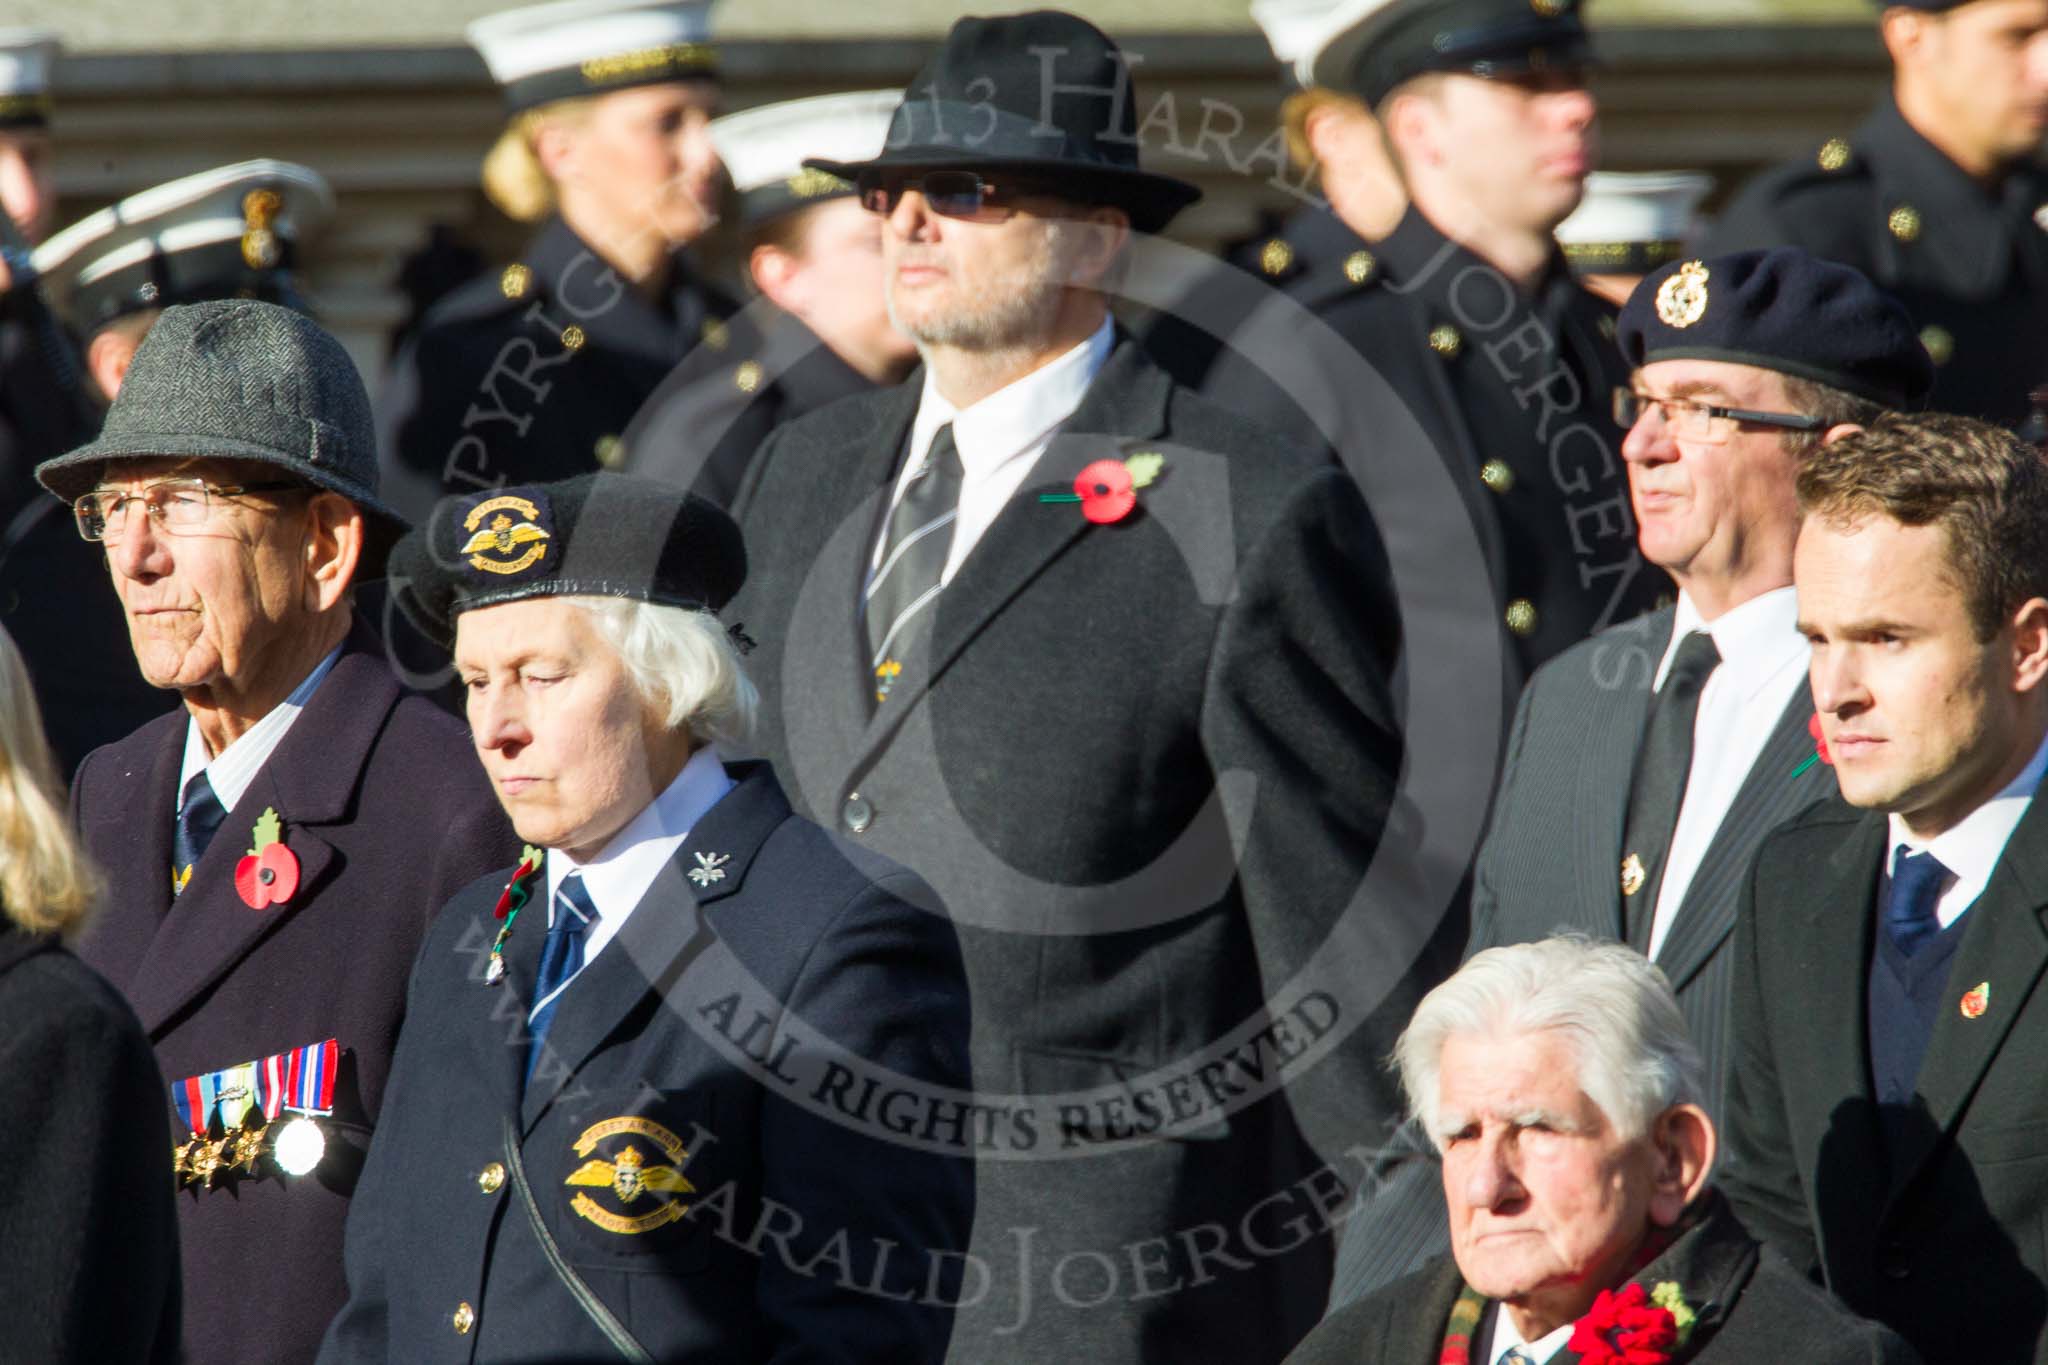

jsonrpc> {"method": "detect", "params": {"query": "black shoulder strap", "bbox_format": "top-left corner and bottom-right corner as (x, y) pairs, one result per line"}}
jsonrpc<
(502, 1113), (654, 1363)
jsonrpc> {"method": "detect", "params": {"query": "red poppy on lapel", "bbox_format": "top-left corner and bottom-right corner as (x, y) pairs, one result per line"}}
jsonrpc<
(234, 807), (301, 909)
(1568, 1282), (1679, 1365)
(1039, 452), (1165, 525)
(1792, 713), (1835, 779)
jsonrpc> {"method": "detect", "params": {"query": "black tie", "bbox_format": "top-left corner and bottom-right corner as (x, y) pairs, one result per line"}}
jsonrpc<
(1884, 849), (1952, 958)
(171, 770), (226, 897)
(863, 424), (964, 705)
(1621, 630), (1721, 948)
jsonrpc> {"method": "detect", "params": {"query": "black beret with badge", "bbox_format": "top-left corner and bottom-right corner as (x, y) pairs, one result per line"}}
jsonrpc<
(29, 160), (333, 336)
(1617, 247), (1935, 409)
(1307, 0), (1593, 106)
(803, 9), (1202, 234)
(389, 472), (747, 647)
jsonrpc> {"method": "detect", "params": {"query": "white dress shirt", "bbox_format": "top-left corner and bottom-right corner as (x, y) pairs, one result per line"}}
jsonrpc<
(877, 316), (1115, 585)
(177, 644), (345, 813)
(1646, 587), (1809, 959)
(1886, 728), (2048, 929)
(1488, 1308), (1572, 1365)
(530, 745), (735, 1018)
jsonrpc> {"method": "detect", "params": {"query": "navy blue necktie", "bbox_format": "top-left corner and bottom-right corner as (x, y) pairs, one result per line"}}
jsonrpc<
(1498, 1349), (1537, 1365)
(1885, 848), (1952, 958)
(171, 771), (226, 897)
(526, 873), (599, 1081)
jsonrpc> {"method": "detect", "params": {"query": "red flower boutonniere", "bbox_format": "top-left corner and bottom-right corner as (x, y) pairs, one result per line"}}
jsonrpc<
(1792, 712), (1835, 779)
(1567, 1282), (1683, 1365)
(233, 807), (300, 910)
(1038, 451), (1165, 525)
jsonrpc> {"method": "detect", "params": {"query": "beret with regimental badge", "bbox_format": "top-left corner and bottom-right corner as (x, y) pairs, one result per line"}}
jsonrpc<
(388, 472), (746, 647)
(712, 89), (899, 227)
(467, 0), (717, 115)
(1307, 0), (1593, 106)
(0, 28), (57, 129)
(30, 160), (333, 335)
(1617, 247), (1934, 409)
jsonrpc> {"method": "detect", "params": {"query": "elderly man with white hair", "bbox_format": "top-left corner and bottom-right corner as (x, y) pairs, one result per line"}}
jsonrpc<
(1287, 937), (1917, 1364)
(318, 473), (974, 1364)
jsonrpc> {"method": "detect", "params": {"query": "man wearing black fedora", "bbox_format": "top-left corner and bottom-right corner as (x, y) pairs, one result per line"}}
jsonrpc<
(36, 299), (515, 1364)
(725, 11), (1442, 1363)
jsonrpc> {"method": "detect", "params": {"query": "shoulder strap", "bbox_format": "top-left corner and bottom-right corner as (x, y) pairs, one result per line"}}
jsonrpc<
(502, 1113), (654, 1363)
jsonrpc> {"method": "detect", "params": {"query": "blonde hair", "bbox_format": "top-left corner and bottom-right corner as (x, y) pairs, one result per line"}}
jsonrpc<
(480, 97), (597, 222)
(1280, 88), (1369, 181)
(0, 626), (101, 935)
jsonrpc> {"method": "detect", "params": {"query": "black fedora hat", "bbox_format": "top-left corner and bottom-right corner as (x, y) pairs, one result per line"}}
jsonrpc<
(805, 10), (1202, 234)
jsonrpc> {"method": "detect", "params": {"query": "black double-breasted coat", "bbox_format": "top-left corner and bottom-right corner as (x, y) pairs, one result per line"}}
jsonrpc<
(69, 621), (515, 1364)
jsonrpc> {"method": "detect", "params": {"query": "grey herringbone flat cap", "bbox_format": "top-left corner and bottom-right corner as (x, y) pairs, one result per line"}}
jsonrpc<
(35, 298), (407, 568)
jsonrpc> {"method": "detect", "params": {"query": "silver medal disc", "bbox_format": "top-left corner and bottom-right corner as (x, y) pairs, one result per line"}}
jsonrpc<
(272, 1116), (326, 1176)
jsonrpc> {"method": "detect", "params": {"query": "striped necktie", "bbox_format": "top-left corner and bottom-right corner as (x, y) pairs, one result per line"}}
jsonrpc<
(171, 770), (227, 897)
(1498, 1349), (1537, 1365)
(863, 423), (963, 704)
(526, 873), (599, 1082)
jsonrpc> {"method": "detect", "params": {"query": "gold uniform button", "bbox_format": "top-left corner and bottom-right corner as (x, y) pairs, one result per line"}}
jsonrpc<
(1258, 238), (1293, 277)
(701, 318), (730, 351)
(1817, 138), (1852, 173)
(1344, 250), (1377, 285)
(734, 360), (764, 393)
(453, 1302), (475, 1335)
(561, 325), (587, 352)
(594, 435), (623, 468)
(1531, 0), (1565, 14)
(1480, 460), (1515, 494)
(1504, 598), (1538, 637)
(1887, 205), (1921, 243)
(1919, 324), (1955, 367)
(1428, 324), (1463, 359)
(500, 264), (531, 299)
(477, 1162), (505, 1194)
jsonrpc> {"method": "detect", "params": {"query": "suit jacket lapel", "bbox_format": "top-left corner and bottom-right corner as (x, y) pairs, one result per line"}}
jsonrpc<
(1888, 793), (2048, 1198)
(1656, 687), (1828, 993)
(79, 715), (186, 993)
(125, 628), (398, 1035)
(1798, 811), (1890, 1194)
(1577, 609), (1667, 939)
(520, 766), (784, 1132)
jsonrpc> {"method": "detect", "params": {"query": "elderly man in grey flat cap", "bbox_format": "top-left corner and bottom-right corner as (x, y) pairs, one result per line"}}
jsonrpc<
(35, 299), (516, 1365)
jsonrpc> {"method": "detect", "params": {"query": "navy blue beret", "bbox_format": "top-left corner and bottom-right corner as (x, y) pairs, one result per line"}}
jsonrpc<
(389, 472), (746, 647)
(1617, 247), (1933, 409)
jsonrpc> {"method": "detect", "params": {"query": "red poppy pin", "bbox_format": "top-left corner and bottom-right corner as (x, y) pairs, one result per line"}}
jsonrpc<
(1039, 451), (1165, 525)
(233, 807), (301, 910)
(1567, 1282), (1684, 1365)
(1792, 712), (1835, 779)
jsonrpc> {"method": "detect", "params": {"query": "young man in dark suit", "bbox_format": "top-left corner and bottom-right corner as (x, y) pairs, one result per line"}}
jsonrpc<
(322, 473), (972, 1363)
(1724, 411), (2048, 1361)
(35, 300), (515, 1365)
(1328, 248), (1933, 1306)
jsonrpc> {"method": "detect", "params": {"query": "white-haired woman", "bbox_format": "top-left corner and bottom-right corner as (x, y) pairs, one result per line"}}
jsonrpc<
(322, 473), (972, 1363)
(378, 0), (744, 523)
(0, 624), (180, 1361)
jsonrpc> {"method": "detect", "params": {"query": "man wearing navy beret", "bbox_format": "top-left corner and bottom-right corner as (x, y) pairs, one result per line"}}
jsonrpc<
(1327, 248), (1934, 1305)
(320, 473), (973, 1363)
(1707, 0), (2048, 426)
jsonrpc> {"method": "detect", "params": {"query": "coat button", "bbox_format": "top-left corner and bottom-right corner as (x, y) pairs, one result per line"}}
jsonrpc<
(453, 1301), (476, 1334)
(1504, 599), (1538, 637)
(1428, 323), (1463, 359)
(1480, 460), (1515, 494)
(1343, 250), (1376, 285)
(842, 792), (873, 835)
(477, 1162), (505, 1194)
(1887, 205), (1921, 243)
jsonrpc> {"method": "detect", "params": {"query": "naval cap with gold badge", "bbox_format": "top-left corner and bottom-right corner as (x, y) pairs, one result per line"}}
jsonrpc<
(712, 89), (898, 228)
(1617, 247), (1935, 410)
(388, 472), (747, 648)
(0, 28), (57, 129)
(467, 0), (717, 116)
(1306, 0), (1593, 106)
(29, 160), (333, 336)
(1556, 170), (1713, 278)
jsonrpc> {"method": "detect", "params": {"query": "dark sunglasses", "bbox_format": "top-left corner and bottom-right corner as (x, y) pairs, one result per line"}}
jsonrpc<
(855, 170), (1059, 221)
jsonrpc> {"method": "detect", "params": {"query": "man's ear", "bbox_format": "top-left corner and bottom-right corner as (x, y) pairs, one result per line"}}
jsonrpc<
(750, 243), (803, 315)
(302, 492), (366, 611)
(1646, 1103), (1716, 1227)
(532, 118), (578, 183)
(86, 330), (137, 403)
(1878, 7), (1929, 67)
(2010, 597), (2048, 694)
(1068, 205), (1131, 287)
(1819, 422), (1864, 447)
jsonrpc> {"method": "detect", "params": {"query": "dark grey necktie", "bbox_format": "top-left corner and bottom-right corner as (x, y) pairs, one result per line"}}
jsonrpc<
(1622, 630), (1721, 948)
(863, 423), (964, 701)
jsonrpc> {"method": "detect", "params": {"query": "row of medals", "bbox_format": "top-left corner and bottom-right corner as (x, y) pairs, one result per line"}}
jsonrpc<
(173, 1113), (324, 1189)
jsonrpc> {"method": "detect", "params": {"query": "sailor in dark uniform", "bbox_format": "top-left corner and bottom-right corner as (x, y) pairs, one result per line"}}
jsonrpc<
(377, 0), (757, 524)
(1183, 0), (1664, 684)
(13, 160), (335, 770)
(1705, 0), (2048, 425)
(622, 89), (916, 504)
(320, 474), (972, 1364)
